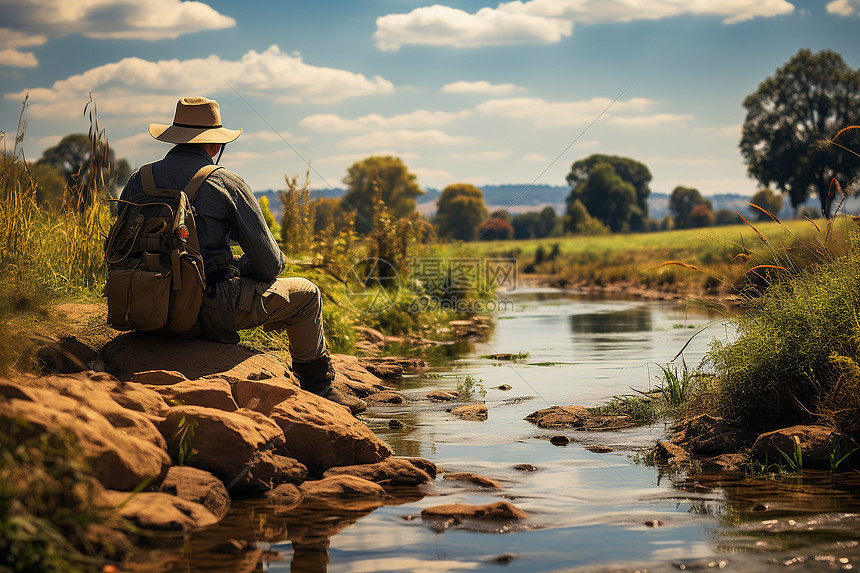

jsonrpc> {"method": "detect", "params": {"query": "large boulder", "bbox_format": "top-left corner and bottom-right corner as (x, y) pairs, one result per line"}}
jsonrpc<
(322, 457), (432, 486)
(264, 388), (393, 476)
(157, 405), (306, 491)
(330, 354), (387, 397)
(232, 378), (299, 415)
(0, 397), (170, 491)
(102, 333), (293, 383)
(99, 490), (218, 532)
(158, 466), (231, 520)
(752, 425), (843, 468)
(675, 414), (751, 455)
(144, 377), (238, 412)
(300, 475), (388, 498)
(451, 404), (488, 421)
(525, 405), (632, 430)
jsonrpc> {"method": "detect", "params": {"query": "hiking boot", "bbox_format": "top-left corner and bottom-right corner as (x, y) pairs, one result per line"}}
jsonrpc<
(292, 354), (367, 415)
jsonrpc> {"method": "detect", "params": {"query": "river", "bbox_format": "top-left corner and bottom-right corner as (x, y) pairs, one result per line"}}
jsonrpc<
(186, 289), (860, 572)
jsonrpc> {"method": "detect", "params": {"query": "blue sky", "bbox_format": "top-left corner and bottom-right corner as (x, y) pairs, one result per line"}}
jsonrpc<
(1, 0), (859, 199)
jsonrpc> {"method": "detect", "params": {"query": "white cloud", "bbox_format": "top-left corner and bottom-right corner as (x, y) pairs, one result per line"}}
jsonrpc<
(241, 130), (295, 144)
(0, 49), (38, 67)
(412, 167), (453, 185)
(374, 4), (572, 50)
(300, 110), (469, 132)
(338, 129), (476, 149)
(111, 132), (164, 160)
(522, 153), (549, 162)
(827, 0), (860, 16)
(441, 80), (525, 94)
(450, 150), (513, 160)
(606, 113), (694, 127)
(374, 0), (794, 49)
(476, 96), (652, 126)
(695, 123), (742, 137)
(1, 0), (235, 42)
(6, 45), (395, 118)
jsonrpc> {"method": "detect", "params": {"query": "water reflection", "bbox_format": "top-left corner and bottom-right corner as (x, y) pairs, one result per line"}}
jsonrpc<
(568, 304), (653, 335)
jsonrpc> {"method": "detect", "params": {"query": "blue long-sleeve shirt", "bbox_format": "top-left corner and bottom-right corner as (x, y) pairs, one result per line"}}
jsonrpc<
(119, 144), (285, 281)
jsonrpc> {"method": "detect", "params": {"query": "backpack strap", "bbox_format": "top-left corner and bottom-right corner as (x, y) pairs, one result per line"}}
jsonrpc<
(140, 164), (157, 192)
(183, 165), (222, 201)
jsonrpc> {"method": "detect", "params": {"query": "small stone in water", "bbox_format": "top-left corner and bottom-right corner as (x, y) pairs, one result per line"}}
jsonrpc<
(388, 419), (404, 428)
(493, 554), (516, 564)
(495, 384), (512, 390)
(550, 435), (570, 446)
(645, 519), (663, 527)
(752, 503), (769, 512)
(587, 445), (613, 453)
(513, 464), (539, 472)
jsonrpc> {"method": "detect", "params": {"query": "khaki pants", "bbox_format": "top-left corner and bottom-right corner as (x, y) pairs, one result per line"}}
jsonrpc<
(195, 276), (327, 363)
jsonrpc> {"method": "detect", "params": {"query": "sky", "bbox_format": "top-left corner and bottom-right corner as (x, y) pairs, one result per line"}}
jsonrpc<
(0, 0), (859, 200)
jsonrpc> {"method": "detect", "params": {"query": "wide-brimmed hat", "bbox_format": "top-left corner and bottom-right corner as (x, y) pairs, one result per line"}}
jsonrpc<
(148, 97), (242, 144)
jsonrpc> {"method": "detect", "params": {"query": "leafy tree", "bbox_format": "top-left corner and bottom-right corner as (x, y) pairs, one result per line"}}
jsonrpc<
(687, 204), (715, 228)
(749, 188), (784, 220)
(714, 209), (740, 226)
(434, 183), (488, 240)
(343, 156), (423, 234)
(566, 162), (639, 232)
(478, 216), (514, 241)
(258, 195), (281, 237)
(566, 154), (651, 228)
(740, 49), (860, 215)
(669, 186), (712, 229)
(37, 133), (130, 209)
(512, 207), (558, 239)
(28, 162), (65, 206)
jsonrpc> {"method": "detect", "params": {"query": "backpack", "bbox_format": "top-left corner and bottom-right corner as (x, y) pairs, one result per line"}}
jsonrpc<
(103, 163), (221, 334)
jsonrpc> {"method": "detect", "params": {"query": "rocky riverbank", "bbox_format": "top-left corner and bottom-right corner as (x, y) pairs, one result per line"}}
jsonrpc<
(1, 327), (531, 571)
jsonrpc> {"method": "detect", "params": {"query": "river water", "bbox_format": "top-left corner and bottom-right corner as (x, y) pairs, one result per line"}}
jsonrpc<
(186, 289), (860, 572)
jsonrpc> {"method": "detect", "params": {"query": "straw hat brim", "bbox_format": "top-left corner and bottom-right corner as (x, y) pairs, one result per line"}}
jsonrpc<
(148, 123), (242, 144)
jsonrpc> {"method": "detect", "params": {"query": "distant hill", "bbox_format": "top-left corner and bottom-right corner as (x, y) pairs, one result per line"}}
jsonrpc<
(256, 186), (847, 221)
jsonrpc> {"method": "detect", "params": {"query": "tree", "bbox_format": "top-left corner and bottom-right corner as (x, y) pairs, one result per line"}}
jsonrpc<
(749, 188), (784, 221)
(566, 154), (651, 228)
(433, 183), (488, 240)
(740, 49), (860, 215)
(343, 156), (423, 233)
(714, 209), (740, 226)
(687, 204), (715, 228)
(477, 216), (514, 241)
(669, 186), (712, 229)
(566, 162), (639, 232)
(512, 208), (559, 239)
(37, 133), (130, 209)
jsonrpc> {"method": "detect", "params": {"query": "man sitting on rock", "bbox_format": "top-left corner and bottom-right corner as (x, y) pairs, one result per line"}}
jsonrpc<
(119, 96), (365, 414)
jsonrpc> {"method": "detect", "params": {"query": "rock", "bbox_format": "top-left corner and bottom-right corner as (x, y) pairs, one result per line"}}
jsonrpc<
(513, 464), (539, 472)
(586, 446), (614, 454)
(157, 405), (290, 489)
(358, 356), (429, 380)
(330, 354), (386, 397)
(427, 390), (459, 402)
(266, 388), (393, 476)
(0, 377), (167, 449)
(102, 333), (291, 382)
(525, 405), (632, 430)
(678, 414), (752, 455)
(550, 435), (570, 446)
(700, 453), (748, 472)
(131, 370), (188, 386)
(300, 475), (388, 498)
(525, 405), (588, 428)
(265, 483), (304, 509)
(0, 397), (170, 491)
(240, 451), (307, 493)
(443, 472), (501, 488)
(145, 377), (238, 412)
(402, 457), (437, 479)
(752, 425), (842, 468)
(366, 391), (405, 404)
(654, 440), (689, 464)
(232, 378), (298, 415)
(99, 490), (218, 531)
(388, 419), (404, 429)
(421, 501), (528, 520)
(323, 457), (432, 486)
(644, 520), (663, 527)
(158, 466), (230, 520)
(494, 384), (512, 391)
(451, 404), (488, 421)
